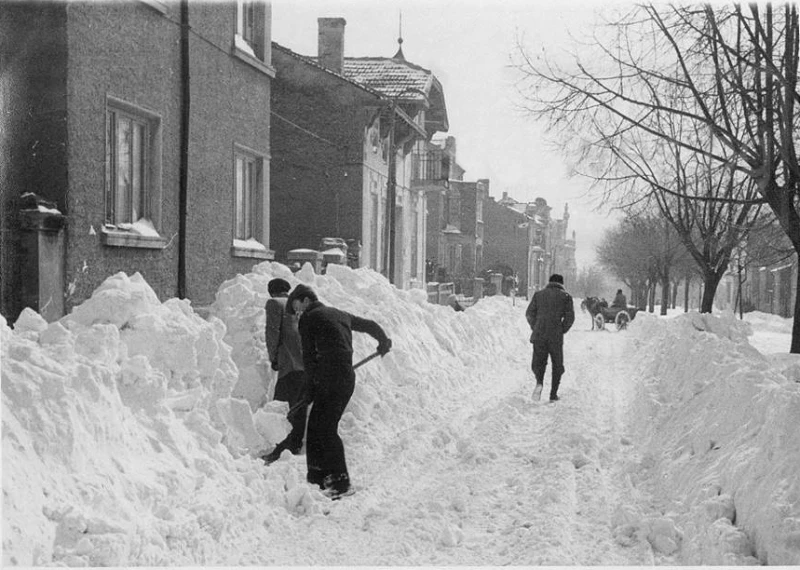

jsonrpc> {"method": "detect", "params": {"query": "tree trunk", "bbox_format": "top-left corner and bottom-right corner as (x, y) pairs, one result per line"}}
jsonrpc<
(648, 284), (656, 313)
(683, 277), (690, 312)
(699, 270), (725, 313)
(791, 266), (800, 353)
(660, 276), (670, 316)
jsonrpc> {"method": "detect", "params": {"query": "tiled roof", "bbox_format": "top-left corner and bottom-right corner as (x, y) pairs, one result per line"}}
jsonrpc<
(341, 57), (433, 100)
(272, 42), (384, 99)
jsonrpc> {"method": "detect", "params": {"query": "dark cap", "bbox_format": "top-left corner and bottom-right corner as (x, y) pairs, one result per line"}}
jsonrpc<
(549, 274), (564, 284)
(268, 278), (291, 297)
(286, 283), (318, 314)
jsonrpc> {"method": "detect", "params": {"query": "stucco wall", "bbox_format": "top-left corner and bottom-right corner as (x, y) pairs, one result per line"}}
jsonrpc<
(64, 2), (181, 310)
(183, 3), (273, 306)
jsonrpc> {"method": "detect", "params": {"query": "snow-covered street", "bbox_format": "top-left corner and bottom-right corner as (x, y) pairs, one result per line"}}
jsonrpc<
(3, 262), (800, 566)
(256, 324), (655, 566)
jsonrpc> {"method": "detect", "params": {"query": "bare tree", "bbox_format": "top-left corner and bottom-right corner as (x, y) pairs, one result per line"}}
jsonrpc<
(597, 215), (688, 314)
(514, 4), (800, 351)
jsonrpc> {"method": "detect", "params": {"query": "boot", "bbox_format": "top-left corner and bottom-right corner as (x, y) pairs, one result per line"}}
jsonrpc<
(322, 473), (352, 500)
(533, 383), (543, 401)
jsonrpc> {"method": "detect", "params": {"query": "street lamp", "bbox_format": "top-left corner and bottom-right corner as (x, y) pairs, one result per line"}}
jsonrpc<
(384, 87), (429, 285)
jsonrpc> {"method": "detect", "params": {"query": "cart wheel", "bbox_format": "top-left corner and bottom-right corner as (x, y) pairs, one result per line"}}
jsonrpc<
(593, 313), (605, 330)
(615, 310), (630, 330)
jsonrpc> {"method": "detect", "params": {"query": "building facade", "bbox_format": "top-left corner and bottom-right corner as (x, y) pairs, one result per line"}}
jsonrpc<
(271, 18), (449, 289)
(1, 0), (275, 322)
(484, 192), (577, 299)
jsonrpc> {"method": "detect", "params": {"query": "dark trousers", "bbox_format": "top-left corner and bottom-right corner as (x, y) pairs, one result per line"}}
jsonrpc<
(306, 366), (355, 490)
(273, 371), (308, 454)
(531, 338), (564, 397)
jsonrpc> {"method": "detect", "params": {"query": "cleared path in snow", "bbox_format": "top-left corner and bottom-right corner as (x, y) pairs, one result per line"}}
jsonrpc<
(247, 319), (660, 565)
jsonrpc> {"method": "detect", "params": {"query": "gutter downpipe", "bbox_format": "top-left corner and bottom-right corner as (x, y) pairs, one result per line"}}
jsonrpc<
(178, 0), (190, 298)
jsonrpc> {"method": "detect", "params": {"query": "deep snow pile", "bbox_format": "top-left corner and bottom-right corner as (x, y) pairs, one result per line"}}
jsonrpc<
(625, 311), (800, 565)
(3, 262), (800, 566)
(1, 264), (528, 566)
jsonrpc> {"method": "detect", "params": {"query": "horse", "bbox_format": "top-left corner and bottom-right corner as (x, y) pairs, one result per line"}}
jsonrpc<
(580, 297), (608, 330)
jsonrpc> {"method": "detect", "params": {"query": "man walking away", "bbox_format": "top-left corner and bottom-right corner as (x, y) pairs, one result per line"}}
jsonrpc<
(287, 284), (392, 499)
(261, 278), (308, 465)
(526, 274), (575, 402)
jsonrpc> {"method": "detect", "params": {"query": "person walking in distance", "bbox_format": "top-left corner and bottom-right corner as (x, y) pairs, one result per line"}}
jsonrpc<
(261, 278), (308, 465)
(287, 284), (392, 499)
(526, 274), (575, 402)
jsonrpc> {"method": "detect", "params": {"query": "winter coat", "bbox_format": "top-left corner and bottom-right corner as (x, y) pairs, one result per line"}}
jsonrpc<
(265, 297), (304, 379)
(298, 301), (389, 384)
(612, 292), (627, 308)
(525, 282), (575, 343)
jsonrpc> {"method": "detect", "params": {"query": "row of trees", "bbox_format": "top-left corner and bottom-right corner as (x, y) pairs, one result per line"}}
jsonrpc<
(588, 213), (793, 316)
(514, 4), (800, 352)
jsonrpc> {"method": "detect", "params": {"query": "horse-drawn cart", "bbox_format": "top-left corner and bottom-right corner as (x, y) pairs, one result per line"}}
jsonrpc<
(581, 297), (640, 331)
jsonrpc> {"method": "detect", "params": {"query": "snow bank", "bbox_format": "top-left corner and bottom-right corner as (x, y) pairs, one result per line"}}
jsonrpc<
(2, 265), (528, 566)
(625, 311), (800, 565)
(208, 261), (530, 472)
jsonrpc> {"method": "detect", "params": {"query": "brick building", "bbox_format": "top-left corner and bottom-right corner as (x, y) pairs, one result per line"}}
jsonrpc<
(1, 0), (275, 322)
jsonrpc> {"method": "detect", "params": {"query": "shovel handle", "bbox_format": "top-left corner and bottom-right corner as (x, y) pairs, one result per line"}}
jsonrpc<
(353, 350), (381, 369)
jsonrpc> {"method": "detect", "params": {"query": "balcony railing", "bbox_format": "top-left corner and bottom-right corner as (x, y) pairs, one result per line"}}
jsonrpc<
(411, 150), (450, 184)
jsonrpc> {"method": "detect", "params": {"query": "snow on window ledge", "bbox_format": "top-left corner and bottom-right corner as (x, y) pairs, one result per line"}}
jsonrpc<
(234, 34), (257, 58)
(231, 238), (273, 260)
(232, 35), (276, 78)
(137, 0), (168, 14)
(101, 220), (167, 250)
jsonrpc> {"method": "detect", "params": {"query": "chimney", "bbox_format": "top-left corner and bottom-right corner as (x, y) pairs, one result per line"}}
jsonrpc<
(318, 18), (346, 73)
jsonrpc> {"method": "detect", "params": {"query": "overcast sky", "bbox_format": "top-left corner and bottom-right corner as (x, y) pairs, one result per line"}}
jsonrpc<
(271, 0), (621, 267)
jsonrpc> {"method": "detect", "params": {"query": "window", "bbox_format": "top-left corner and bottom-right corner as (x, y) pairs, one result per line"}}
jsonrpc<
(107, 109), (148, 225)
(238, 0), (256, 48)
(103, 98), (165, 249)
(232, 146), (271, 260)
(233, 0), (274, 76)
(234, 151), (259, 240)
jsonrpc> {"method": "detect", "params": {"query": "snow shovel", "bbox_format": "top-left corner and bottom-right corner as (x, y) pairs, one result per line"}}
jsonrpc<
(285, 351), (381, 422)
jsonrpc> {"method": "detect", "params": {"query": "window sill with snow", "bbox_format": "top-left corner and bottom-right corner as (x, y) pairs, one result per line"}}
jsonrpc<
(231, 239), (273, 260)
(101, 221), (168, 250)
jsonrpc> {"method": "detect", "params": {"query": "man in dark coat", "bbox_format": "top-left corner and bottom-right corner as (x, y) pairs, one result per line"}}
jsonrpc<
(261, 278), (308, 464)
(525, 274), (575, 402)
(287, 284), (392, 499)
(611, 289), (627, 308)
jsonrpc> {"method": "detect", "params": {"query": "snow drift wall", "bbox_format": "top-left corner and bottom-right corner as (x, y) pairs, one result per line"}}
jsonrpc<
(2, 265), (528, 566)
(627, 311), (800, 565)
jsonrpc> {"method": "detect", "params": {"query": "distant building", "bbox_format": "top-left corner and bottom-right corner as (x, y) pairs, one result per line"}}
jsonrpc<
(1, 1), (275, 322)
(484, 192), (576, 298)
(417, 136), (488, 293)
(484, 194), (530, 293)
